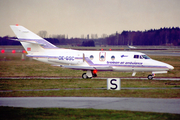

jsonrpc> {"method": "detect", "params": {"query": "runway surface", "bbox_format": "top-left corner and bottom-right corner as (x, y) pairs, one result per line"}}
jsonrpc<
(0, 97), (180, 114)
(143, 51), (180, 56)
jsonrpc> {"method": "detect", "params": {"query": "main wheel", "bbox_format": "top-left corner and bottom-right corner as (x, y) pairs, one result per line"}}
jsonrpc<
(92, 73), (97, 77)
(82, 73), (88, 79)
(147, 75), (153, 80)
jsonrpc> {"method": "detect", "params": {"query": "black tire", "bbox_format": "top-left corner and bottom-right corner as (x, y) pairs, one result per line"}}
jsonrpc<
(147, 75), (153, 80)
(82, 73), (88, 79)
(92, 73), (97, 77)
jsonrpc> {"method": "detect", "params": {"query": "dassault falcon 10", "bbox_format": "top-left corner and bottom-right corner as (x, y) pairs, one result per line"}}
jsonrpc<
(10, 25), (174, 79)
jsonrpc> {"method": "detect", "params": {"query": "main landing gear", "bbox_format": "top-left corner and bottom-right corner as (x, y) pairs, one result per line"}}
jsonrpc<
(82, 70), (97, 79)
(147, 74), (155, 80)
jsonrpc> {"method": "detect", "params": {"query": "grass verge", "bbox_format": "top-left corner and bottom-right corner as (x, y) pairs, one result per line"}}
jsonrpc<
(1, 79), (180, 90)
(1, 89), (180, 98)
(0, 107), (180, 120)
(0, 79), (180, 98)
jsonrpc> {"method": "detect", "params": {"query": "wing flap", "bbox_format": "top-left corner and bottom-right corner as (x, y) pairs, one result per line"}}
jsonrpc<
(62, 65), (94, 70)
(94, 66), (113, 71)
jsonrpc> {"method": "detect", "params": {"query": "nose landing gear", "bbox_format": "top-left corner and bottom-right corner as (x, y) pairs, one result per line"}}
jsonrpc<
(147, 74), (155, 80)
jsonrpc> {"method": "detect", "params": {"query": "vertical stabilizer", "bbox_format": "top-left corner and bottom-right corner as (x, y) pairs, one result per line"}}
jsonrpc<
(10, 25), (58, 54)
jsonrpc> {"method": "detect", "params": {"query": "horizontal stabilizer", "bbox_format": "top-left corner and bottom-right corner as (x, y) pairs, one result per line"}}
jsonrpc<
(9, 39), (46, 46)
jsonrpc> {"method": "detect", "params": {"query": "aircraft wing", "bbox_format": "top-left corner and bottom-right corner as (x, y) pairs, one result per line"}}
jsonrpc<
(94, 66), (113, 71)
(53, 65), (113, 71)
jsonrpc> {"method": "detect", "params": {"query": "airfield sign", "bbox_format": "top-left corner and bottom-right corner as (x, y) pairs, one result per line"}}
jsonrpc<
(107, 78), (121, 90)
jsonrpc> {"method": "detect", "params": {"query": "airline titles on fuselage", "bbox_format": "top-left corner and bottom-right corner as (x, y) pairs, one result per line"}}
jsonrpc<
(107, 61), (143, 65)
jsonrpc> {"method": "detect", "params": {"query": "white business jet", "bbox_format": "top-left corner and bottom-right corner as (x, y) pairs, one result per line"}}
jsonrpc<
(10, 25), (174, 79)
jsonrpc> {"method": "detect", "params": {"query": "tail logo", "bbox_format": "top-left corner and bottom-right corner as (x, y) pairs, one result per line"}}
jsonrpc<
(27, 47), (31, 51)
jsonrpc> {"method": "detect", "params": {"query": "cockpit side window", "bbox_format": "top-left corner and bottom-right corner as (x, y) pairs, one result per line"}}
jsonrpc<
(140, 55), (143, 59)
(142, 55), (151, 59)
(134, 55), (139, 59)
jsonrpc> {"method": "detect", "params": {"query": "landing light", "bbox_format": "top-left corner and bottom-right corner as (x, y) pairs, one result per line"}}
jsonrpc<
(93, 70), (97, 74)
(12, 50), (16, 53)
(22, 50), (27, 53)
(1, 49), (5, 53)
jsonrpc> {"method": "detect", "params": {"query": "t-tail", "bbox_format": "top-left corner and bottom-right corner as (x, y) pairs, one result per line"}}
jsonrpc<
(10, 25), (58, 54)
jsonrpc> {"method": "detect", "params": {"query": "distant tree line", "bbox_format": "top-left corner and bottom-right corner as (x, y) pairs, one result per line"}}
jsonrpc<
(107, 27), (180, 46)
(0, 36), (21, 45)
(81, 40), (95, 47)
(0, 27), (180, 46)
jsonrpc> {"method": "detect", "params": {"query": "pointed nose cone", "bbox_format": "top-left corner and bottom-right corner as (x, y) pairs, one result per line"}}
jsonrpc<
(167, 64), (174, 70)
(153, 60), (174, 70)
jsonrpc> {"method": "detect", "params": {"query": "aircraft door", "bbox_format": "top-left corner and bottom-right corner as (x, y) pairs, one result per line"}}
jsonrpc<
(99, 52), (106, 62)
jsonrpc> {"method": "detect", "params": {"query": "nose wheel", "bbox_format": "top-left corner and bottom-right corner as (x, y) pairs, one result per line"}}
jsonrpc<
(147, 74), (155, 80)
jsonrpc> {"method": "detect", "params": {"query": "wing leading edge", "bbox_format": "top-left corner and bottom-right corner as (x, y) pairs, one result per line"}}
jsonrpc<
(53, 65), (112, 71)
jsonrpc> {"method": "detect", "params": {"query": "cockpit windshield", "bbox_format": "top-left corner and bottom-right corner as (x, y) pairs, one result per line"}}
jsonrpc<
(141, 55), (151, 59)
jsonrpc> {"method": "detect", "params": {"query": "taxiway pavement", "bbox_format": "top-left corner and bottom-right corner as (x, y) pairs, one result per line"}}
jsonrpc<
(0, 97), (180, 114)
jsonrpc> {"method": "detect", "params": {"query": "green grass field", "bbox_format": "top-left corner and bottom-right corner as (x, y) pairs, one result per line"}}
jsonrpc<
(0, 52), (180, 119)
(0, 53), (180, 98)
(0, 79), (180, 98)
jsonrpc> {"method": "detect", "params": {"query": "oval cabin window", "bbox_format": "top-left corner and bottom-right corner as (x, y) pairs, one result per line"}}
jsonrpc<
(90, 55), (94, 60)
(111, 55), (115, 60)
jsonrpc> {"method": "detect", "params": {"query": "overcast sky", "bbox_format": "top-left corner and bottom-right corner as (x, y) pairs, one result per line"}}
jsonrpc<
(0, 0), (180, 38)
